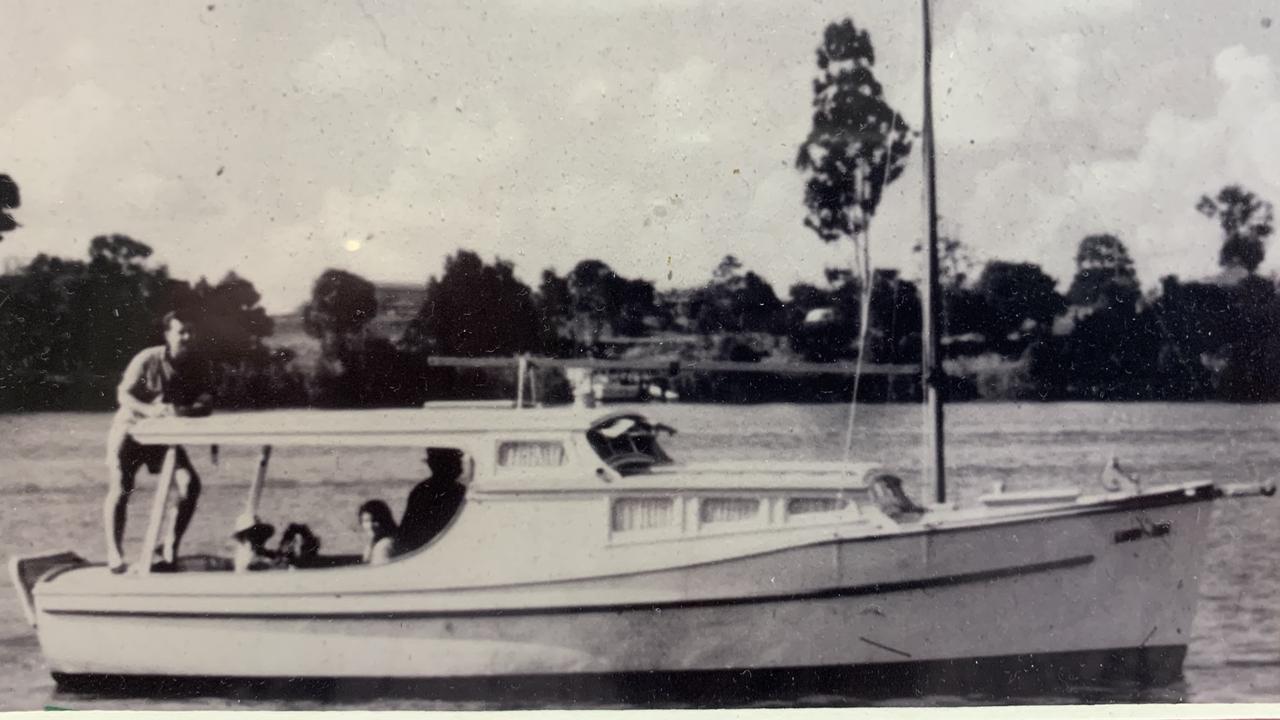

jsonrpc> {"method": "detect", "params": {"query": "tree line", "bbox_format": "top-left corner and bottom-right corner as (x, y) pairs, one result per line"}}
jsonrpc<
(0, 182), (1274, 412)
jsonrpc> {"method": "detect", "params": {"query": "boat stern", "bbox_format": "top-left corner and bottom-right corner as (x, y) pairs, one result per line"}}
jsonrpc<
(8, 550), (87, 627)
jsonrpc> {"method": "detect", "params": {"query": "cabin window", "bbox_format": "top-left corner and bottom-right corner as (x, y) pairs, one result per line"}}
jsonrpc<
(497, 441), (565, 468)
(611, 497), (675, 532)
(700, 497), (760, 524)
(787, 497), (848, 516)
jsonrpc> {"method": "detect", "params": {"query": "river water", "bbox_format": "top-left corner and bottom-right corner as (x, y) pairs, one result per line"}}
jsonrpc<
(1, 403), (1277, 710)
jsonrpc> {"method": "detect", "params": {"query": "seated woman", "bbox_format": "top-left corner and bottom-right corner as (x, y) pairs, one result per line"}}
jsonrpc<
(231, 513), (277, 572)
(358, 500), (400, 565)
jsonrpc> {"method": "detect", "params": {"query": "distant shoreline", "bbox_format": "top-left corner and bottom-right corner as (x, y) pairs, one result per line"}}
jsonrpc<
(2, 395), (1271, 417)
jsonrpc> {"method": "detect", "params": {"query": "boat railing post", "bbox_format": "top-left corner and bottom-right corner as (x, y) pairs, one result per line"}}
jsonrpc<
(245, 445), (272, 518)
(515, 355), (528, 409)
(137, 447), (179, 575)
(528, 359), (539, 407)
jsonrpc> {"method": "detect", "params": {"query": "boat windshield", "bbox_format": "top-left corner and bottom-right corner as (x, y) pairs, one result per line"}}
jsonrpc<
(586, 415), (675, 475)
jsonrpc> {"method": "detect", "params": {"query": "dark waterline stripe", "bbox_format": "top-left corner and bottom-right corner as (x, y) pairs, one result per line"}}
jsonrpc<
(48, 644), (1192, 703)
(46, 554), (1093, 621)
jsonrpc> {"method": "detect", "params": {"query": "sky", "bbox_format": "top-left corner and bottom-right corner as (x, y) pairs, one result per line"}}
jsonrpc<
(3, 0), (1278, 312)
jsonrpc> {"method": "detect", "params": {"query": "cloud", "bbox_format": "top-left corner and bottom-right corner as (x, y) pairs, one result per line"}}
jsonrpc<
(935, 5), (1102, 147)
(293, 38), (404, 94)
(567, 77), (613, 124)
(1032, 45), (1280, 286)
(2, 83), (123, 196)
(999, 0), (1138, 27)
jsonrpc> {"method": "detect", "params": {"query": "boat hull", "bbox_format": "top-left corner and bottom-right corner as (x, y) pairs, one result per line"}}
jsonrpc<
(32, 491), (1214, 686)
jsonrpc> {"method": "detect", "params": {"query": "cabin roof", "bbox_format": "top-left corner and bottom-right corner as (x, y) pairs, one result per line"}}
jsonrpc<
(130, 406), (640, 447)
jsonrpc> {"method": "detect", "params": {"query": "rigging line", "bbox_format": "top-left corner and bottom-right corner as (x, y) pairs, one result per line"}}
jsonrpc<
(840, 174), (869, 465)
(842, 220), (874, 465)
(841, 114), (903, 465)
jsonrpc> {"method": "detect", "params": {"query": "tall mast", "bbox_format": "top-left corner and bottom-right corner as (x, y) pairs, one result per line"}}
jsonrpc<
(920, 0), (946, 504)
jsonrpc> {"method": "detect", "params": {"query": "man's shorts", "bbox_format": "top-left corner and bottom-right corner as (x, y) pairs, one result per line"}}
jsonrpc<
(106, 425), (192, 485)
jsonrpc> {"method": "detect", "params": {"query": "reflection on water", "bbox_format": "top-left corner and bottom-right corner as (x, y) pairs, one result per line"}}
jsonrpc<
(1, 403), (1278, 709)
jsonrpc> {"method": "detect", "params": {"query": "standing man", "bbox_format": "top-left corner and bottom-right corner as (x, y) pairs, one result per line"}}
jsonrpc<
(104, 309), (213, 573)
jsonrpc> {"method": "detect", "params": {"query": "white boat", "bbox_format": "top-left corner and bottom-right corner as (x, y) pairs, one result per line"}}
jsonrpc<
(8, 404), (1274, 692)
(9, 2), (1276, 700)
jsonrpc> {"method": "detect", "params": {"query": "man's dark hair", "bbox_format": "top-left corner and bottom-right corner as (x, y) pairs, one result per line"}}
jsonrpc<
(162, 309), (198, 331)
(425, 448), (465, 483)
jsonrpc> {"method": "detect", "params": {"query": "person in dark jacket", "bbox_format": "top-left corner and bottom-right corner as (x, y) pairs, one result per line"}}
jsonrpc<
(397, 448), (468, 554)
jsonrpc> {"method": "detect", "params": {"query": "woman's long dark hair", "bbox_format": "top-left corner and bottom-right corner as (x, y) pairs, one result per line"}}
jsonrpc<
(358, 499), (397, 538)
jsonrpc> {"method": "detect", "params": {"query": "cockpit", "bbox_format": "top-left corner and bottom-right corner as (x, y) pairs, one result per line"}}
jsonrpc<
(123, 408), (686, 577)
(586, 414), (676, 475)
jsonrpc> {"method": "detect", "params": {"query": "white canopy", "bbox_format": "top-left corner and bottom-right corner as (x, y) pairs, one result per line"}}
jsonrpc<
(130, 406), (635, 448)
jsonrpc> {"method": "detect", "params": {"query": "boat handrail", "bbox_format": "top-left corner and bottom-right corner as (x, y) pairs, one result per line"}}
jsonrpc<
(977, 488), (1082, 507)
(422, 400), (525, 409)
(473, 472), (877, 495)
(648, 460), (882, 479)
